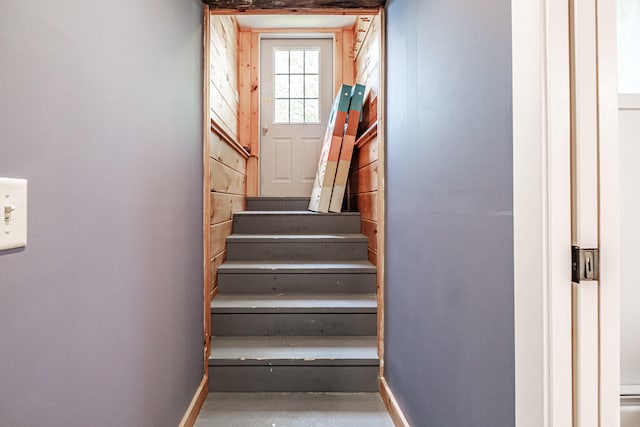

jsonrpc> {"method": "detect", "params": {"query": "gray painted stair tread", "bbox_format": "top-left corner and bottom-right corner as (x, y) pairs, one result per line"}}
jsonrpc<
(211, 293), (377, 313)
(246, 197), (310, 201)
(195, 392), (395, 427)
(226, 234), (367, 242)
(217, 260), (376, 273)
(235, 211), (360, 216)
(210, 336), (379, 365)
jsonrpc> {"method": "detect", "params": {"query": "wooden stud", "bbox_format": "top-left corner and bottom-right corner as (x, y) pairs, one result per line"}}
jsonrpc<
(334, 30), (344, 95)
(238, 30), (252, 151)
(342, 29), (355, 85)
(248, 32), (260, 195)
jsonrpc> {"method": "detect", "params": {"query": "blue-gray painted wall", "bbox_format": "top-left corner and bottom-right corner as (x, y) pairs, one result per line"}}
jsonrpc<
(0, 1), (204, 426)
(384, 0), (515, 425)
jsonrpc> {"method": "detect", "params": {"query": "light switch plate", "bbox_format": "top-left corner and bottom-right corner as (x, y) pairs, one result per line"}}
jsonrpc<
(0, 178), (27, 251)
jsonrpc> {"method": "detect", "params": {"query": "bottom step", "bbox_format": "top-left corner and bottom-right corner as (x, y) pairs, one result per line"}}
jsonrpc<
(209, 336), (379, 392)
(209, 365), (379, 392)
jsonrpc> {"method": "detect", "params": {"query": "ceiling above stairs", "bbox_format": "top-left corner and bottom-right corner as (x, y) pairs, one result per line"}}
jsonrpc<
(203, 0), (385, 11)
(236, 15), (357, 29)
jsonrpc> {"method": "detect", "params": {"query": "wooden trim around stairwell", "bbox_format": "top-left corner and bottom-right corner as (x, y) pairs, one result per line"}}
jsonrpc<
(204, 8), (380, 15)
(202, 4), (212, 378)
(380, 377), (410, 427)
(376, 6), (386, 376)
(179, 375), (209, 427)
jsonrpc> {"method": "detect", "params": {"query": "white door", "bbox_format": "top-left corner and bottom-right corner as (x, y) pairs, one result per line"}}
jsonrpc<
(618, 1), (640, 424)
(570, 0), (620, 425)
(260, 38), (333, 197)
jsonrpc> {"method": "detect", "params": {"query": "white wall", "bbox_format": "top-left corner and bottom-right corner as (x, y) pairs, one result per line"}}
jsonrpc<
(618, 0), (640, 92)
(619, 94), (640, 426)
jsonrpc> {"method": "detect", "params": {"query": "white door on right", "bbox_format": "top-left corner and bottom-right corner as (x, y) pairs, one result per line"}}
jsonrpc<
(618, 1), (640, 424)
(259, 38), (333, 197)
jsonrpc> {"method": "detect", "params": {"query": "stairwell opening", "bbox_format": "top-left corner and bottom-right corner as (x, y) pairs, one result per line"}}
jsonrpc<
(200, 2), (389, 417)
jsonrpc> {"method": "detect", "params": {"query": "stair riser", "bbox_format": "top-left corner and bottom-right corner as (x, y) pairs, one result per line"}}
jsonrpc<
(218, 273), (377, 294)
(211, 313), (377, 336)
(246, 198), (311, 211)
(226, 242), (368, 261)
(233, 215), (361, 234)
(208, 366), (379, 392)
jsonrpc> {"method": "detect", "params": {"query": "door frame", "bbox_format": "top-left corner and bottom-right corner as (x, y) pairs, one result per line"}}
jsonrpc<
(258, 33), (336, 197)
(201, 4), (386, 407)
(244, 26), (355, 196)
(512, 0), (620, 425)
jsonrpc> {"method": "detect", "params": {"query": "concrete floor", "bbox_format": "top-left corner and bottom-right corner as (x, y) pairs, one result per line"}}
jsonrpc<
(195, 392), (395, 427)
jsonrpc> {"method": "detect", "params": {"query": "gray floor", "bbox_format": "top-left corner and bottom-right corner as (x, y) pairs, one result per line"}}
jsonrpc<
(195, 392), (395, 427)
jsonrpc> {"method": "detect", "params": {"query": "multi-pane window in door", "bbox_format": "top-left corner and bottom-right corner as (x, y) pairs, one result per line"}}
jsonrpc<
(274, 48), (320, 123)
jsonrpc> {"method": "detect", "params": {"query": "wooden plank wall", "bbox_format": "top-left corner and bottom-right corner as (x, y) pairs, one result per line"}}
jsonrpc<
(211, 15), (240, 141)
(210, 15), (248, 299)
(354, 14), (380, 130)
(349, 14), (380, 266)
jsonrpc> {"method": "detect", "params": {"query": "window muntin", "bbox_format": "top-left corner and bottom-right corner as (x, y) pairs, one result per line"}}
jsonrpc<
(274, 48), (321, 123)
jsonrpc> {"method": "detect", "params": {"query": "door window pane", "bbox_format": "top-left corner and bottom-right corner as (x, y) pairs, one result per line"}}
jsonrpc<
(305, 50), (319, 74)
(275, 99), (290, 123)
(290, 75), (304, 98)
(290, 50), (304, 73)
(618, 0), (640, 93)
(275, 50), (289, 74)
(305, 99), (319, 123)
(275, 75), (289, 98)
(305, 75), (319, 98)
(273, 48), (321, 124)
(290, 99), (304, 123)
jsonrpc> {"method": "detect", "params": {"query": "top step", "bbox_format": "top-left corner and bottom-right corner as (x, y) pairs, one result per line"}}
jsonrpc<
(246, 197), (311, 211)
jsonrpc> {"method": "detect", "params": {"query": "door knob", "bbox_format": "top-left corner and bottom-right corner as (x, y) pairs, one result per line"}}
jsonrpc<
(262, 126), (269, 135)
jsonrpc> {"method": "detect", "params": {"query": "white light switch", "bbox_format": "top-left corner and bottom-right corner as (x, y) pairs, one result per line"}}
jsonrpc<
(0, 178), (27, 251)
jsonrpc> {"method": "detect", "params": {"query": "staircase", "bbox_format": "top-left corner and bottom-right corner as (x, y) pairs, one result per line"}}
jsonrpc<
(209, 197), (379, 392)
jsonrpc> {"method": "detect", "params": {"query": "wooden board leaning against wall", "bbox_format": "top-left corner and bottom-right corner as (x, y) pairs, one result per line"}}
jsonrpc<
(208, 14), (249, 360)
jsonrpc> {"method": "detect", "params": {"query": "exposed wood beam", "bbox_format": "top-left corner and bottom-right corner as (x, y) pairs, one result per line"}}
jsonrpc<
(204, 0), (384, 11)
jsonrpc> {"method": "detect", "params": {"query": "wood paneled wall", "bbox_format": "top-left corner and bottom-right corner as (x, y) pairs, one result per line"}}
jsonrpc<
(349, 14), (380, 266)
(209, 15), (248, 298)
(210, 15), (240, 141)
(349, 125), (379, 265)
(354, 14), (380, 130)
